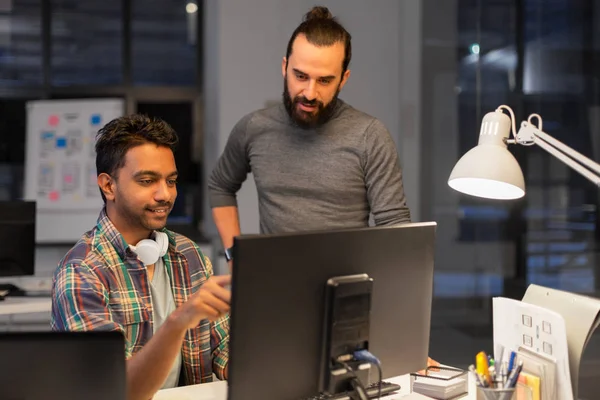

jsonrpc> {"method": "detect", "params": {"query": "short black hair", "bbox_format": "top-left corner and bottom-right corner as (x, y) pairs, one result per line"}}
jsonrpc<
(285, 6), (352, 76)
(95, 114), (178, 202)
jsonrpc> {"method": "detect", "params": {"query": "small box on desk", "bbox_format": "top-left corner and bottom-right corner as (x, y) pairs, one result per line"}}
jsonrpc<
(410, 366), (468, 399)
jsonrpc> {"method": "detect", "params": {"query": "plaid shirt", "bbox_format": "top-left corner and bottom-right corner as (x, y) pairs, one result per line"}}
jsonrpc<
(51, 208), (229, 384)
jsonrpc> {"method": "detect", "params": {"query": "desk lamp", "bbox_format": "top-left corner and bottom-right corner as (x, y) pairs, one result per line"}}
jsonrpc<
(448, 106), (600, 399)
(448, 105), (600, 199)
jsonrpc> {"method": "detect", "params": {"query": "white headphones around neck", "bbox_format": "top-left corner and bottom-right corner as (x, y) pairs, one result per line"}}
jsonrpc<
(129, 231), (169, 266)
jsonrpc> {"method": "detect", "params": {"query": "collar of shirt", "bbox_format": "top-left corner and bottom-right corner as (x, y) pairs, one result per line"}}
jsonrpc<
(95, 207), (179, 264)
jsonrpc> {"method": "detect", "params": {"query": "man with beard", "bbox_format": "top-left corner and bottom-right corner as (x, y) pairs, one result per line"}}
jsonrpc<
(208, 6), (411, 261)
(51, 115), (231, 400)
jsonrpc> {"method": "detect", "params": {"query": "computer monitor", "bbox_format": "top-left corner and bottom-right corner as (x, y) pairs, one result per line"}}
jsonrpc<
(0, 200), (35, 277)
(0, 331), (126, 400)
(227, 222), (437, 400)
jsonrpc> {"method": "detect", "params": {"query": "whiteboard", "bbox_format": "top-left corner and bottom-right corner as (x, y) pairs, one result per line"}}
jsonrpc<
(24, 99), (124, 243)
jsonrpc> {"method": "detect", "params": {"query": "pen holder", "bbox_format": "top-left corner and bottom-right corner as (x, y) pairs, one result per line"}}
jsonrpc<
(476, 383), (532, 400)
(477, 386), (515, 400)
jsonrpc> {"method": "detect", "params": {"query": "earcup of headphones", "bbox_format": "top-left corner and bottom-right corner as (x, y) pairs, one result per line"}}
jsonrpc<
(154, 231), (169, 258)
(130, 239), (161, 266)
(130, 231), (169, 266)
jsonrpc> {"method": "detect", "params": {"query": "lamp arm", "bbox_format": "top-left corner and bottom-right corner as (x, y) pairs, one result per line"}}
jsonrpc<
(533, 139), (600, 187)
(517, 122), (600, 187)
(497, 105), (518, 139)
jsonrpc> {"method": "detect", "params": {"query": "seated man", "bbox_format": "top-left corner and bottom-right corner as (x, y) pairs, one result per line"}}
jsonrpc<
(51, 114), (230, 400)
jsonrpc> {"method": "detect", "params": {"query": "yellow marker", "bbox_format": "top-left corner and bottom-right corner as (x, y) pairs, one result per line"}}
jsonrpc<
(476, 351), (491, 386)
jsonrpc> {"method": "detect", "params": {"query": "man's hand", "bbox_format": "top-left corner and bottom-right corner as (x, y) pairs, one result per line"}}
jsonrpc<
(417, 357), (441, 375)
(124, 274), (230, 400)
(171, 275), (231, 331)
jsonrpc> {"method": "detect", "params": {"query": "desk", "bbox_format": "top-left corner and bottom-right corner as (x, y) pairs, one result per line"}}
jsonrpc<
(0, 297), (52, 316)
(154, 373), (477, 400)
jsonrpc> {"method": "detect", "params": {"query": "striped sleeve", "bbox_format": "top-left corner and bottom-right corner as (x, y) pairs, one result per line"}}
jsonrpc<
(211, 313), (230, 380)
(193, 245), (230, 379)
(51, 262), (124, 335)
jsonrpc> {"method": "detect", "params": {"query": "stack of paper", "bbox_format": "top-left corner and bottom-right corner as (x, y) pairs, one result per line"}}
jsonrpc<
(412, 376), (467, 399)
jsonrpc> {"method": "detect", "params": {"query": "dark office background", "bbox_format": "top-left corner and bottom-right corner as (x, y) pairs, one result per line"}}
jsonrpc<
(1, 0), (600, 395)
(0, 0), (203, 237)
(422, 0), (600, 395)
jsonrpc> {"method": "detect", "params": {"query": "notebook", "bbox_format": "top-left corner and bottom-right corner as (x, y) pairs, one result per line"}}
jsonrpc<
(410, 367), (468, 400)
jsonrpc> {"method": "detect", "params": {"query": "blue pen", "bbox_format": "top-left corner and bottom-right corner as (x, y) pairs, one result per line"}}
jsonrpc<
(503, 361), (523, 389)
(507, 351), (516, 373)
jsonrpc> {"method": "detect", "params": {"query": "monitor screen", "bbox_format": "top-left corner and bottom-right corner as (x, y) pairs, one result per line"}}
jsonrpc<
(0, 201), (35, 278)
(227, 221), (437, 400)
(0, 331), (126, 400)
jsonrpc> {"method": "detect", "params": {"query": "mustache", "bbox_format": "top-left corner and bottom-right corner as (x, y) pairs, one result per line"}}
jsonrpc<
(295, 96), (319, 107)
(146, 202), (172, 209)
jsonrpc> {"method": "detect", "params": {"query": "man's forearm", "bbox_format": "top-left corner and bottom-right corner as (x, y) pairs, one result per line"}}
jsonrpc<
(373, 206), (411, 226)
(125, 314), (187, 400)
(212, 206), (241, 249)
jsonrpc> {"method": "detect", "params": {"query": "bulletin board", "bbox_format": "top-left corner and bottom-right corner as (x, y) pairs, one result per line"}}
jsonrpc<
(24, 99), (124, 243)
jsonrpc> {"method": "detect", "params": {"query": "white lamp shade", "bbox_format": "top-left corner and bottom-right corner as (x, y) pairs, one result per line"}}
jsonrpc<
(448, 144), (525, 200)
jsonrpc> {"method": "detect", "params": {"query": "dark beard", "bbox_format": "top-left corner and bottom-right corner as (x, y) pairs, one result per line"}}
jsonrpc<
(282, 77), (340, 129)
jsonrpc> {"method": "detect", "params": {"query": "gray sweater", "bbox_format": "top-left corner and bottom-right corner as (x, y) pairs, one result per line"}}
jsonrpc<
(208, 99), (411, 234)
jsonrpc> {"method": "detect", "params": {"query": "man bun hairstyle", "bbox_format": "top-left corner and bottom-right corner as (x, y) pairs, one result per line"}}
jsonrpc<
(304, 6), (333, 20)
(285, 6), (352, 76)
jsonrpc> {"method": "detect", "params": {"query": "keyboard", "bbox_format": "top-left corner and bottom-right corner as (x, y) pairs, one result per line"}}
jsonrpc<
(0, 284), (25, 300)
(0, 284), (50, 300)
(303, 381), (401, 399)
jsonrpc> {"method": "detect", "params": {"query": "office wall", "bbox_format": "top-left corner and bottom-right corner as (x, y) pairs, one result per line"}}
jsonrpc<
(202, 0), (424, 250)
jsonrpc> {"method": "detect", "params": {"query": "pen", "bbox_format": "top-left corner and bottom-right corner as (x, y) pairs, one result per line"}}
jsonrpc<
(496, 344), (505, 366)
(503, 360), (523, 389)
(468, 364), (484, 387)
(469, 364), (487, 387)
(469, 364), (492, 388)
(488, 365), (496, 387)
(499, 361), (507, 386)
(507, 350), (516, 373)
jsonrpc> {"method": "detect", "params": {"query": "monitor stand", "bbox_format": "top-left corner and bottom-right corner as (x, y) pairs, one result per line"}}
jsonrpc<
(0, 283), (26, 301)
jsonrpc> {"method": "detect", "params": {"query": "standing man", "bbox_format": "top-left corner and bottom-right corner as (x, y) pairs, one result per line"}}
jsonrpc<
(52, 115), (230, 400)
(208, 6), (411, 260)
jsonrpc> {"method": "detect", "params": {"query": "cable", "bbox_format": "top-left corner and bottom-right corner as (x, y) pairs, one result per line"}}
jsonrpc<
(339, 361), (369, 400)
(353, 350), (383, 400)
(372, 362), (382, 400)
